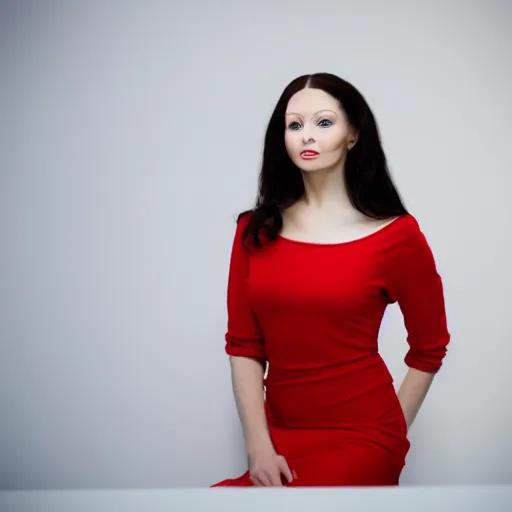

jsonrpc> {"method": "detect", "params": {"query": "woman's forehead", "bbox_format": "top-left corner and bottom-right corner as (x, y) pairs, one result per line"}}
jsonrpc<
(286, 88), (340, 115)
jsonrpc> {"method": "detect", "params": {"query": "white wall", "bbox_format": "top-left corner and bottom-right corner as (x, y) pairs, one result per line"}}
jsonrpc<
(0, 0), (510, 489)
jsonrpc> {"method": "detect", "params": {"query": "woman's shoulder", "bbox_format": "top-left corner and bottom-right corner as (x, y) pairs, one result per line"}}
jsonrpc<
(389, 213), (425, 242)
(230, 209), (258, 251)
(383, 213), (437, 265)
(233, 210), (255, 242)
(236, 209), (255, 226)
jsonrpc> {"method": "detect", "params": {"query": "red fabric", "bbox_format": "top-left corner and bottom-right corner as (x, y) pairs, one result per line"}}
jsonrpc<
(213, 211), (450, 487)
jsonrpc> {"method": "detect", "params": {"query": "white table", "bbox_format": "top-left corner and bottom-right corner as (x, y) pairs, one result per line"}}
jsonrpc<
(0, 486), (511, 512)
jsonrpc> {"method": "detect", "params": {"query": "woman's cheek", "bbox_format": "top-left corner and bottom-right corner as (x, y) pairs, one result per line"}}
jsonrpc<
(318, 129), (345, 151)
(285, 138), (301, 161)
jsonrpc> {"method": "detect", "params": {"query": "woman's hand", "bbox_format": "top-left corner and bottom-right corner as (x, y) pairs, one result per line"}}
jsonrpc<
(248, 445), (294, 487)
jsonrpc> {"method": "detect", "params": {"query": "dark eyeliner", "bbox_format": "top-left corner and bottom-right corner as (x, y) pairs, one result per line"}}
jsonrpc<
(318, 118), (333, 127)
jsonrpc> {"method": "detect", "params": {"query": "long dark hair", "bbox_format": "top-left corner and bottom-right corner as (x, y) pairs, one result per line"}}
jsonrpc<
(238, 72), (408, 249)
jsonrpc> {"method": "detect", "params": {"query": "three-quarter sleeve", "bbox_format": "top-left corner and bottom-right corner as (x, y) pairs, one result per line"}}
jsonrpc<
(385, 218), (451, 373)
(224, 213), (267, 361)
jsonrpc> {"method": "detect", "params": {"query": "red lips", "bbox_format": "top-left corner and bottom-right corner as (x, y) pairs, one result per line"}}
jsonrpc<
(300, 149), (320, 160)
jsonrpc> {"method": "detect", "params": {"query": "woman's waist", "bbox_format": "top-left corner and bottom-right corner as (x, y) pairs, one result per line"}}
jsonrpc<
(264, 356), (400, 428)
(264, 353), (388, 387)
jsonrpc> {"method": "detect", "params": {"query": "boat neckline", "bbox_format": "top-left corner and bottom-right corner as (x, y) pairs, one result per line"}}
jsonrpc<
(277, 214), (410, 247)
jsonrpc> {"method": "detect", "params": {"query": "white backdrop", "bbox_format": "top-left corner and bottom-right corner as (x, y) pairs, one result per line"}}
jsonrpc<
(0, 0), (511, 489)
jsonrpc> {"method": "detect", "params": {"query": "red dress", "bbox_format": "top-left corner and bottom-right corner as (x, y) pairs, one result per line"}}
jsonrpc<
(211, 212), (450, 487)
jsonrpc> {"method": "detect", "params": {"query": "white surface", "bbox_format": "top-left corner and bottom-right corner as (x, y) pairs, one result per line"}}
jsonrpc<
(0, 487), (511, 512)
(1, 0), (511, 489)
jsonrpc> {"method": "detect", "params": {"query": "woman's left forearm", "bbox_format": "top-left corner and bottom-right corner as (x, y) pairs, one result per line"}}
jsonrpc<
(397, 367), (435, 430)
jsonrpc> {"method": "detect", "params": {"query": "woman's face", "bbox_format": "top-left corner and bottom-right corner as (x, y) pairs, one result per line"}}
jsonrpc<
(284, 87), (356, 172)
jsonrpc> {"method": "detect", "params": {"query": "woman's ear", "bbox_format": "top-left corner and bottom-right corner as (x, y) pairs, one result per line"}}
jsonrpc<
(347, 129), (359, 150)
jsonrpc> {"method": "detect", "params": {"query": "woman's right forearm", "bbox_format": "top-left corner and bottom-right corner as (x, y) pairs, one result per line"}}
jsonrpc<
(229, 355), (273, 455)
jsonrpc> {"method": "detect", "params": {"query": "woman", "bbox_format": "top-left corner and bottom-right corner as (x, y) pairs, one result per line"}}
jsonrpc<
(211, 72), (450, 487)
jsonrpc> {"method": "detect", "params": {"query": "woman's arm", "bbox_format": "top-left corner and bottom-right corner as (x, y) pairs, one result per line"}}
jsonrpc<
(223, 213), (276, 455)
(397, 367), (435, 430)
(385, 217), (451, 431)
(229, 356), (273, 455)
(222, 213), (294, 486)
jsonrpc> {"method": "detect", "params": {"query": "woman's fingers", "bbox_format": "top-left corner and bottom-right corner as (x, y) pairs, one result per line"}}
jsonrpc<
(250, 473), (269, 487)
(277, 457), (294, 484)
(248, 452), (295, 486)
(266, 468), (283, 486)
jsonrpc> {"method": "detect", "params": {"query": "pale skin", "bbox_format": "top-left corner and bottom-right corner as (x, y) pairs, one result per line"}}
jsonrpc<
(230, 86), (435, 487)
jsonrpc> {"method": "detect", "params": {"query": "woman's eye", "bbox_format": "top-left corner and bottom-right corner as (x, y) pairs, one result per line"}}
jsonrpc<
(318, 119), (333, 127)
(288, 121), (302, 131)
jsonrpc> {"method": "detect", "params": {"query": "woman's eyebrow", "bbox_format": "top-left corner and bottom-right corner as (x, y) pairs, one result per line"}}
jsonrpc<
(285, 109), (337, 116)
